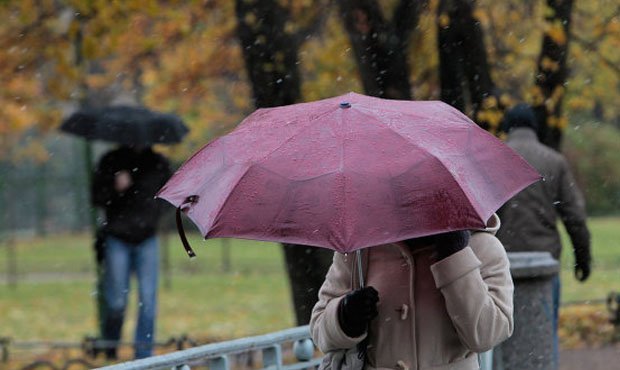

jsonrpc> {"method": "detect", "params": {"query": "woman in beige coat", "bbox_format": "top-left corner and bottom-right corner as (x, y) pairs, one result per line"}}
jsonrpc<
(310, 214), (513, 370)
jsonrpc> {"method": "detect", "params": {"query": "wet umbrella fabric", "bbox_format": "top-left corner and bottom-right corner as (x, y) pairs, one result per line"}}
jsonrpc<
(157, 92), (540, 255)
(60, 105), (189, 146)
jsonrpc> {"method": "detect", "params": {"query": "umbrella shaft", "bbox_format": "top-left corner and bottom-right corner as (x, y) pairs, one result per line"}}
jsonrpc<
(356, 250), (365, 288)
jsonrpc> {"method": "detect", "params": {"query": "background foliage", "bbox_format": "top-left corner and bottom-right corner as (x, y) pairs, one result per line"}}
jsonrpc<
(1, 0), (618, 217)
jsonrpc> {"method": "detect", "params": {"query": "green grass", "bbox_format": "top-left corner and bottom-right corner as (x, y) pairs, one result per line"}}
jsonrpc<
(559, 217), (620, 303)
(1, 274), (294, 341)
(1, 216), (618, 342)
(0, 233), (285, 276)
(0, 236), (295, 343)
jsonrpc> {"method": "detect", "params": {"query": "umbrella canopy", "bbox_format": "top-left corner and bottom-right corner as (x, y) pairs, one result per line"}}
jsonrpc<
(157, 92), (540, 254)
(60, 105), (189, 146)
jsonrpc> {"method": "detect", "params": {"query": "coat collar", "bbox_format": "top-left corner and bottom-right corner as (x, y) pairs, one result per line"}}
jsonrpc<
(390, 212), (500, 259)
(477, 213), (501, 235)
(507, 127), (538, 142)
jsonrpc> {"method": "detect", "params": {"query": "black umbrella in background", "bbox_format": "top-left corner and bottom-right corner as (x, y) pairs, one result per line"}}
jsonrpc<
(60, 105), (189, 146)
(59, 105), (188, 348)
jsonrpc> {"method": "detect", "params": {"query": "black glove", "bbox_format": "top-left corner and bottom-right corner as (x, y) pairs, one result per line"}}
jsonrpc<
(574, 246), (591, 282)
(338, 286), (379, 337)
(433, 230), (470, 260)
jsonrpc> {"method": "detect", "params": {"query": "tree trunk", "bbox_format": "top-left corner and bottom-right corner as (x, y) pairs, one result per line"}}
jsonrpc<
(437, 0), (467, 112)
(235, 0), (301, 108)
(235, 0), (333, 326)
(532, 0), (574, 149)
(338, 0), (424, 100)
(437, 0), (503, 133)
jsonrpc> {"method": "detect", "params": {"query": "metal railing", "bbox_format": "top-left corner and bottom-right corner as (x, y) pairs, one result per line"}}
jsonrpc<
(95, 325), (496, 370)
(96, 326), (322, 370)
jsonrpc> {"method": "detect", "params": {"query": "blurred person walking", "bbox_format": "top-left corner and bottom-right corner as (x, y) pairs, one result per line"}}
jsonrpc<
(496, 103), (591, 369)
(92, 145), (171, 359)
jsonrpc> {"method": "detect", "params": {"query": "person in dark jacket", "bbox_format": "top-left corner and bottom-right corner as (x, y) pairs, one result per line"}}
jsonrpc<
(92, 145), (171, 359)
(496, 103), (591, 369)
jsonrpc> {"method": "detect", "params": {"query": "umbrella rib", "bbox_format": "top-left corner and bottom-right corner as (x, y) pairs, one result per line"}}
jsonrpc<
(339, 106), (349, 249)
(203, 164), (253, 237)
(353, 108), (486, 219)
(256, 109), (336, 163)
(355, 103), (474, 130)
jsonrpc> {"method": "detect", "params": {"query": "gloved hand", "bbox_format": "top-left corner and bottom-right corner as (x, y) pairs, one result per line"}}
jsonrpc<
(433, 230), (470, 260)
(338, 286), (379, 337)
(574, 246), (591, 282)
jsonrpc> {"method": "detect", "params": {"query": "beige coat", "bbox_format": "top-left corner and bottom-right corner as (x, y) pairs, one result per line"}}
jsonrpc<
(310, 214), (513, 370)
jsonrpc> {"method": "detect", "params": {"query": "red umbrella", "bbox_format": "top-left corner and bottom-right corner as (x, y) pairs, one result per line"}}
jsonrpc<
(157, 92), (540, 256)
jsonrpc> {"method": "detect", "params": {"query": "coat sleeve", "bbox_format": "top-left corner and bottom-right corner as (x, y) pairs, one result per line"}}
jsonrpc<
(430, 233), (514, 352)
(556, 158), (591, 265)
(91, 151), (124, 208)
(310, 252), (367, 352)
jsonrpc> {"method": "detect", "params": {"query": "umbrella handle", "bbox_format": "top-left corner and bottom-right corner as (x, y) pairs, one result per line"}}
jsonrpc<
(356, 250), (364, 289)
(176, 207), (196, 258)
(176, 195), (200, 258)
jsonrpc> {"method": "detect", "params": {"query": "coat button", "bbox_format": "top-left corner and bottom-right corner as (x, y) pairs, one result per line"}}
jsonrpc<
(396, 304), (409, 320)
(396, 360), (410, 370)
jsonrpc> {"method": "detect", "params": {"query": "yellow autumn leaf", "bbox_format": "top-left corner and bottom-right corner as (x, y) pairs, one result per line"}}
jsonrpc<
(472, 9), (488, 25)
(529, 86), (545, 106)
(482, 96), (498, 109)
(543, 5), (556, 18)
(545, 20), (567, 45)
(540, 56), (560, 72)
(557, 116), (568, 130)
(486, 110), (503, 128)
(547, 115), (558, 128)
(567, 96), (592, 110)
(499, 94), (513, 108)
(438, 13), (450, 29)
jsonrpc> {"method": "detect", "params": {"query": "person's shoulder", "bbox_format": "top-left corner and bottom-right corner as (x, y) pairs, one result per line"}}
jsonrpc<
(147, 149), (169, 162)
(141, 149), (170, 167)
(471, 230), (503, 250)
(470, 233), (508, 268)
(471, 215), (508, 264)
(530, 141), (566, 163)
(98, 147), (127, 164)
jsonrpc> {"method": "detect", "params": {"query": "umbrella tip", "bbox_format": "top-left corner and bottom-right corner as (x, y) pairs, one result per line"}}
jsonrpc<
(339, 102), (351, 109)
